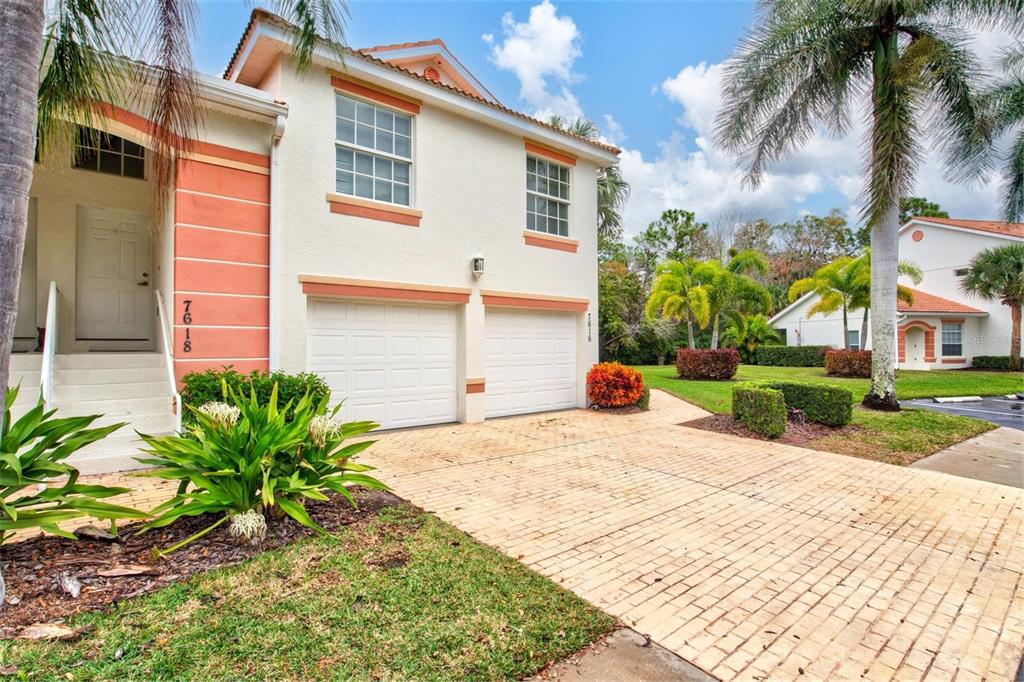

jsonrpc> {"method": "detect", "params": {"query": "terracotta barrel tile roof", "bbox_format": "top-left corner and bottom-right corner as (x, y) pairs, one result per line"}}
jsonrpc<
(898, 287), (986, 315)
(912, 216), (1024, 238)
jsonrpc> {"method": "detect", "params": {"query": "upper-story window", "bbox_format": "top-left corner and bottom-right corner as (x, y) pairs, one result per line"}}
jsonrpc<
(526, 155), (570, 237)
(73, 127), (145, 179)
(335, 93), (412, 206)
(941, 322), (962, 356)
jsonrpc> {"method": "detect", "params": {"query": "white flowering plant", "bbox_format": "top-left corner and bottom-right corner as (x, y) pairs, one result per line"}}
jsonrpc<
(136, 380), (386, 554)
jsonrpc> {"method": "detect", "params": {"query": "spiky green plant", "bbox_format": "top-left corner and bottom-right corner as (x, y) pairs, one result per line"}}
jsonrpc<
(136, 382), (387, 554)
(959, 243), (1024, 371)
(715, 0), (1020, 409)
(721, 313), (782, 363)
(645, 259), (717, 349)
(707, 250), (773, 349)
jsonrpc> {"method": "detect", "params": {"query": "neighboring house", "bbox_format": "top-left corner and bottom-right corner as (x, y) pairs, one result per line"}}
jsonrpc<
(769, 217), (1024, 369)
(11, 9), (620, 473)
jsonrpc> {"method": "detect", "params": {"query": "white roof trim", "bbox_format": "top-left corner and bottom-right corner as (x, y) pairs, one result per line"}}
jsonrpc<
(195, 72), (288, 121)
(769, 292), (815, 325)
(361, 43), (499, 104)
(900, 218), (1024, 242)
(240, 22), (619, 166)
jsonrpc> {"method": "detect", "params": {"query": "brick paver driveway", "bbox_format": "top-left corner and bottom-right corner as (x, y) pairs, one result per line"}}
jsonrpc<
(367, 390), (1024, 681)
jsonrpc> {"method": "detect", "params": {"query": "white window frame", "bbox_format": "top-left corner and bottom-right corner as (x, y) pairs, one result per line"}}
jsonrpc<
(526, 154), (572, 238)
(847, 329), (860, 351)
(334, 92), (415, 208)
(941, 322), (963, 357)
(73, 126), (145, 180)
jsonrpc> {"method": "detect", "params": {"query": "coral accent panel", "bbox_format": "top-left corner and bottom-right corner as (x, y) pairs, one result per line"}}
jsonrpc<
(911, 230), (924, 242)
(481, 293), (588, 312)
(524, 140), (576, 166)
(524, 232), (579, 252)
(328, 198), (421, 227)
(330, 75), (421, 115)
(466, 380), (485, 394)
(302, 281), (469, 304)
(174, 158), (270, 388)
(898, 321), (937, 363)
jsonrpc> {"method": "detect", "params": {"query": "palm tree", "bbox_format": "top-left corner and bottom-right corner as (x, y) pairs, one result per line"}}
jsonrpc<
(849, 248), (922, 346)
(721, 312), (782, 363)
(0, 0), (347, 612)
(548, 116), (630, 245)
(789, 257), (863, 350)
(715, 0), (1018, 410)
(959, 244), (1024, 371)
(645, 260), (716, 350)
(985, 44), (1024, 221)
(707, 249), (772, 349)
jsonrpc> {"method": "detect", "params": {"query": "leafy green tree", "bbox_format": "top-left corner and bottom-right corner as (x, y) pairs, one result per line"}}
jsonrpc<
(0, 0), (350, 406)
(716, 0), (1013, 409)
(898, 197), (949, 225)
(707, 250), (773, 349)
(984, 44), (1024, 221)
(631, 210), (717, 288)
(721, 313), (782, 363)
(599, 259), (673, 361)
(645, 260), (717, 350)
(849, 249), (923, 346)
(959, 244), (1024, 370)
(789, 257), (864, 350)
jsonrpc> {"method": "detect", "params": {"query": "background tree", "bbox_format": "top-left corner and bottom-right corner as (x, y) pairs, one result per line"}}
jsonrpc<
(984, 44), (1024, 222)
(898, 196), (949, 225)
(959, 244), (1024, 370)
(706, 250), (772, 348)
(721, 313), (782, 363)
(631, 209), (718, 288)
(645, 260), (716, 350)
(716, 0), (1012, 410)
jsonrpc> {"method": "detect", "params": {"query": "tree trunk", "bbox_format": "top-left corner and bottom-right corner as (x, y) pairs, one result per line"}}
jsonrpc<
(687, 318), (696, 350)
(0, 0), (45, 606)
(1011, 305), (1022, 372)
(863, 202), (901, 410)
(842, 306), (850, 350)
(860, 307), (870, 350)
(710, 313), (720, 349)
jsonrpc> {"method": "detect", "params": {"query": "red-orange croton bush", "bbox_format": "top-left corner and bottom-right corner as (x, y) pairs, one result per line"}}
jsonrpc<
(587, 363), (645, 408)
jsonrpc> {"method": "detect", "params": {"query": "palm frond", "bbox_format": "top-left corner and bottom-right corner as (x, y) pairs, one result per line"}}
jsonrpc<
(1002, 131), (1024, 222)
(271, 0), (349, 70)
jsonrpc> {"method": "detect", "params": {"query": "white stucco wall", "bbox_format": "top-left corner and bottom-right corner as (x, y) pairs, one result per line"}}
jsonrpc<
(272, 60), (601, 417)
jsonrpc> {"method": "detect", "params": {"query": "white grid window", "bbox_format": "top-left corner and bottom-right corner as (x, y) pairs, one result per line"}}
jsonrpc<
(941, 322), (962, 356)
(335, 94), (412, 206)
(526, 155), (570, 237)
(847, 330), (860, 351)
(74, 126), (145, 179)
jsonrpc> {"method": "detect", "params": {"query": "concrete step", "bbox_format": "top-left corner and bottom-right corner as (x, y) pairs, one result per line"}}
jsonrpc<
(9, 354), (42, 371)
(68, 429), (170, 475)
(53, 395), (174, 419)
(53, 380), (170, 403)
(55, 353), (165, 370)
(92, 412), (179, 434)
(53, 366), (167, 385)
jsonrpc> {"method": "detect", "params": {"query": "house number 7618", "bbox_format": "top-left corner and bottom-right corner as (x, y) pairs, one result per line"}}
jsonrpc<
(182, 300), (192, 353)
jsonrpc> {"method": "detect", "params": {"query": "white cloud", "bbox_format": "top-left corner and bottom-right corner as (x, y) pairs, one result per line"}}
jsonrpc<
(600, 114), (626, 147)
(481, 33), (494, 44)
(486, 0), (584, 119)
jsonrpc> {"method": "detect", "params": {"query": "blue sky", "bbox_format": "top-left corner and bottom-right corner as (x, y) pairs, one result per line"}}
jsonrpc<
(192, 1), (1008, 237)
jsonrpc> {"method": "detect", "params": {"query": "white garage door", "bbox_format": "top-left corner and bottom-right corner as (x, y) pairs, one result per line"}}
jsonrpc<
(307, 299), (458, 429)
(485, 308), (577, 418)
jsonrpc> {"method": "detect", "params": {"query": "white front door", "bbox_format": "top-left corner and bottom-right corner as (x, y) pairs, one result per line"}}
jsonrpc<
(76, 207), (152, 341)
(904, 328), (927, 369)
(306, 298), (459, 429)
(485, 308), (577, 418)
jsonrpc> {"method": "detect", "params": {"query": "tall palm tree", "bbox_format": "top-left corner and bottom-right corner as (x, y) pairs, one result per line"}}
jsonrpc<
(0, 0), (349, 403)
(960, 244), (1024, 370)
(715, 0), (1018, 410)
(548, 116), (630, 245)
(0, 0), (348, 607)
(645, 259), (716, 350)
(707, 249), (772, 349)
(789, 257), (863, 349)
(985, 43), (1024, 221)
(849, 248), (922, 346)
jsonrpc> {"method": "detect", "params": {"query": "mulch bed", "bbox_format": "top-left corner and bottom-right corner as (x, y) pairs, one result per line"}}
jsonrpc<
(683, 413), (850, 446)
(0, 488), (402, 638)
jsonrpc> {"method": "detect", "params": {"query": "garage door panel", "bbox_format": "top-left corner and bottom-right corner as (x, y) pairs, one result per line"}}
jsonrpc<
(308, 299), (458, 429)
(485, 308), (577, 418)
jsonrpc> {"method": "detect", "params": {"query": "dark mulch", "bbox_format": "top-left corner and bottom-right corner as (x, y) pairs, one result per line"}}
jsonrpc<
(683, 413), (850, 446)
(590, 405), (644, 415)
(0, 488), (402, 638)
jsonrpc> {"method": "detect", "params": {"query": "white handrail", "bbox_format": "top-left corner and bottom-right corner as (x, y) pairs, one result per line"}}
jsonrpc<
(154, 290), (183, 433)
(40, 281), (58, 408)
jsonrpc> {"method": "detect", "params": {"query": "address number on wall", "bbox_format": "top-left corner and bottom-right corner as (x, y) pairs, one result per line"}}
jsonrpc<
(181, 299), (193, 353)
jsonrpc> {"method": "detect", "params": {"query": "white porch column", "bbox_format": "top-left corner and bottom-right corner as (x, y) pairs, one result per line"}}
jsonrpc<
(462, 295), (486, 423)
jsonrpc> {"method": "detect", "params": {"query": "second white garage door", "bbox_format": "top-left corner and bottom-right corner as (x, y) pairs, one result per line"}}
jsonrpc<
(485, 308), (577, 418)
(306, 299), (458, 429)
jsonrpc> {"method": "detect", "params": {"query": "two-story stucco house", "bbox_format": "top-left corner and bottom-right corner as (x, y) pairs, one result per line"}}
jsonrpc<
(770, 217), (1024, 369)
(10, 9), (620, 473)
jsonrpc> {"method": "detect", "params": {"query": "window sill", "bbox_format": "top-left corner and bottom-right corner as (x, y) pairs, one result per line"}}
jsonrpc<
(326, 192), (422, 227)
(940, 357), (966, 364)
(522, 230), (579, 253)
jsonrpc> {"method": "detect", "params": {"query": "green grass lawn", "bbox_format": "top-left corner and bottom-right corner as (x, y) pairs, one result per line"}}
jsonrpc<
(0, 505), (614, 681)
(638, 364), (1019, 465)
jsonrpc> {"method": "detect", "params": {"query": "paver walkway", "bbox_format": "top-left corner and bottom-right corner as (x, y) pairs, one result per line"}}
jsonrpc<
(17, 390), (1024, 681)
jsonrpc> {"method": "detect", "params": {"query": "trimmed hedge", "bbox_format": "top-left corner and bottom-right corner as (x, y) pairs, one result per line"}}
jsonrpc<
(587, 362), (645, 407)
(762, 381), (853, 427)
(676, 348), (740, 380)
(971, 355), (1024, 371)
(755, 345), (831, 367)
(180, 367), (330, 428)
(825, 349), (872, 378)
(733, 384), (786, 437)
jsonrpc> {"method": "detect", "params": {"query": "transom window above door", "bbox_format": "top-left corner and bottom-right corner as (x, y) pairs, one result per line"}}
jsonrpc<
(526, 155), (570, 237)
(335, 93), (413, 206)
(73, 127), (145, 179)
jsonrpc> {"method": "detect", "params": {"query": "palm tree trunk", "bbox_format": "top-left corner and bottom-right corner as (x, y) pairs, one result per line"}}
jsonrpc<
(863, 202), (901, 410)
(710, 313), (720, 349)
(860, 307), (870, 350)
(1011, 305), (1022, 372)
(842, 306), (849, 350)
(687, 318), (696, 350)
(0, 0), (45, 605)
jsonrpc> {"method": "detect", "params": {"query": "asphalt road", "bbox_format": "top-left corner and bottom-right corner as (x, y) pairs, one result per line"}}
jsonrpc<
(902, 396), (1024, 431)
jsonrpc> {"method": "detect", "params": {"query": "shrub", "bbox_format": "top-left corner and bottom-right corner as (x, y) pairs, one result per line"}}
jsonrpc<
(971, 355), (1024, 371)
(137, 382), (387, 554)
(587, 363), (645, 407)
(180, 368), (330, 429)
(1, 388), (146, 547)
(755, 345), (831, 367)
(636, 384), (651, 411)
(825, 349), (872, 378)
(732, 384), (786, 437)
(762, 381), (853, 427)
(676, 348), (740, 380)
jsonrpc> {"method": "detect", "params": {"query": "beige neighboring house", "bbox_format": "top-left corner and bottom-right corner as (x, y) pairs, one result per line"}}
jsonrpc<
(11, 9), (620, 473)
(769, 217), (1024, 369)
